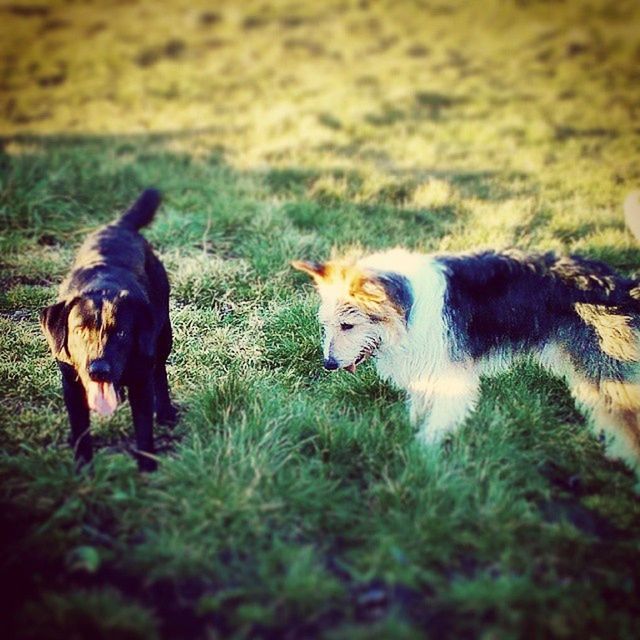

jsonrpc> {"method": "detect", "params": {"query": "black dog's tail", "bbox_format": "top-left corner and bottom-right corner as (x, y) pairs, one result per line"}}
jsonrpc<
(118, 188), (162, 231)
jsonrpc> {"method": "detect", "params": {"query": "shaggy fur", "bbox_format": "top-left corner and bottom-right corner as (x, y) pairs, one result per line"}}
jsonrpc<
(40, 189), (176, 472)
(293, 194), (640, 477)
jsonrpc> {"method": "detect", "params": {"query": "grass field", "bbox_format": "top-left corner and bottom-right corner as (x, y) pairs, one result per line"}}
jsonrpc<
(2, 0), (640, 637)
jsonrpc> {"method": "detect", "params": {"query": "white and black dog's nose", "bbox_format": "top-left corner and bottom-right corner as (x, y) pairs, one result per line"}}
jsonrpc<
(323, 356), (340, 370)
(88, 359), (112, 382)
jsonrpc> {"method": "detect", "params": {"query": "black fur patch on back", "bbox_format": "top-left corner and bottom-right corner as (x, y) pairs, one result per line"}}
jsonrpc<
(437, 250), (640, 365)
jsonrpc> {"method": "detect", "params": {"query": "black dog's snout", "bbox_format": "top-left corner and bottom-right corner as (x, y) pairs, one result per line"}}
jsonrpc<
(323, 356), (339, 371)
(88, 359), (112, 382)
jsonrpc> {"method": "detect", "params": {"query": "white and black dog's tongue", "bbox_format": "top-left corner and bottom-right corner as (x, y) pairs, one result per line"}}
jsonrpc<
(86, 381), (119, 416)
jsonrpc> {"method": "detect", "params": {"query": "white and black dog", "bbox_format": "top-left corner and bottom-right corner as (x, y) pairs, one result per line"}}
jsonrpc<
(293, 194), (640, 476)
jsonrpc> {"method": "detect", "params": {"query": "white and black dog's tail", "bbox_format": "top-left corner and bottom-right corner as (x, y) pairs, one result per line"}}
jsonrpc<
(118, 188), (162, 231)
(624, 191), (640, 241)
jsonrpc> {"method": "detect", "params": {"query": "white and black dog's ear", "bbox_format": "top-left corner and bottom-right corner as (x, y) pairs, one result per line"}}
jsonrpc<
(371, 272), (413, 323)
(40, 299), (76, 364)
(291, 260), (327, 282)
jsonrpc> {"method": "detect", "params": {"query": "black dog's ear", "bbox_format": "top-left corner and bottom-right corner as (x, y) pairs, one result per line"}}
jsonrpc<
(134, 301), (156, 359)
(40, 299), (74, 364)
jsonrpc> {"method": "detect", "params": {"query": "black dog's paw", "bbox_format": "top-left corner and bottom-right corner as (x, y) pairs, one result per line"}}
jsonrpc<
(74, 454), (95, 476)
(137, 454), (158, 473)
(156, 403), (179, 427)
(132, 449), (158, 473)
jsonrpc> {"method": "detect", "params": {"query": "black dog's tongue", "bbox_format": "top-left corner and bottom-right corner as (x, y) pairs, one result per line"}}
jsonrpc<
(86, 381), (118, 416)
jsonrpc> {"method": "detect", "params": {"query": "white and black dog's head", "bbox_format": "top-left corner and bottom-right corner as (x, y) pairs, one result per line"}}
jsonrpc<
(292, 257), (413, 372)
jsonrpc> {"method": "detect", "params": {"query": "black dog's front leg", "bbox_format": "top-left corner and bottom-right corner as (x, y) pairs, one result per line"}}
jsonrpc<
(154, 321), (177, 426)
(128, 376), (157, 472)
(58, 362), (92, 469)
(154, 360), (177, 427)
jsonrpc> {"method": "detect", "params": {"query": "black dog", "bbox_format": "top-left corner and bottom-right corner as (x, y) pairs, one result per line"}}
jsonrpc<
(40, 189), (177, 471)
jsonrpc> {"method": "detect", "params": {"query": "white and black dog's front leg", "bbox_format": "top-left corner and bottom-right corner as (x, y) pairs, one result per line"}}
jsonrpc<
(409, 366), (481, 445)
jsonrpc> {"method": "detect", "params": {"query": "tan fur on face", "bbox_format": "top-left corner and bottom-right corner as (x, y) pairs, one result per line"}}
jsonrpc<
(575, 303), (640, 362)
(293, 258), (404, 320)
(66, 297), (119, 369)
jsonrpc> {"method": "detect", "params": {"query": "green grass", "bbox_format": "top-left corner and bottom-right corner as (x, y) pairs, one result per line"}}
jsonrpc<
(1, 0), (640, 638)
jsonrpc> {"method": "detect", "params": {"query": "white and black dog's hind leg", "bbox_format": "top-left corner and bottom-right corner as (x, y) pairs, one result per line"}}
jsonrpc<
(541, 326), (640, 476)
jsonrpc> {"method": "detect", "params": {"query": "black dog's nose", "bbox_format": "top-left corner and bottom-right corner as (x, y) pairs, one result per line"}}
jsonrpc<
(88, 359), (112, 382)
(323, 356), (340, 371)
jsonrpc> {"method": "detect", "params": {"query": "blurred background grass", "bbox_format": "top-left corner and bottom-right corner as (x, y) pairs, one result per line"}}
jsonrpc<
(2, 0), (638, 179)
(1, 1), (640, 639)
(3, 0), (639, 253)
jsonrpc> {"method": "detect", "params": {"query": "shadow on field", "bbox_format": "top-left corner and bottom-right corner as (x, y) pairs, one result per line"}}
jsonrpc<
(1, 130), (530, 245)
(0, 491), (454, 639)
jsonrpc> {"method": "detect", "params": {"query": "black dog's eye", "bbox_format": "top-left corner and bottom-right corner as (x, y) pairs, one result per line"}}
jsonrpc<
(340, 323), (354, 331)
(116, 330), (126, 339)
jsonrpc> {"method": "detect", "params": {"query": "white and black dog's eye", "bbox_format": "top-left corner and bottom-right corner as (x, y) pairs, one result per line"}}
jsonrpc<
(340, 323), (354, 331)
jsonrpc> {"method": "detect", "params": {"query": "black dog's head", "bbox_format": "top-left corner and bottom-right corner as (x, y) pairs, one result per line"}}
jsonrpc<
(40, 292), (154, 416)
